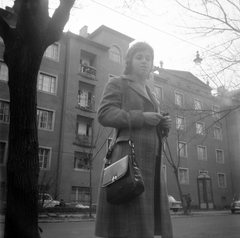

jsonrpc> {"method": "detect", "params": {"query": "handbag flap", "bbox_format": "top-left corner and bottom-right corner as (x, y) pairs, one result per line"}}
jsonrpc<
(102, 155), (129, 187)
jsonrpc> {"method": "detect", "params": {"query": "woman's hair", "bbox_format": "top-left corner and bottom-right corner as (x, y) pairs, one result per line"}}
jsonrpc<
(123, 42), (154, 75)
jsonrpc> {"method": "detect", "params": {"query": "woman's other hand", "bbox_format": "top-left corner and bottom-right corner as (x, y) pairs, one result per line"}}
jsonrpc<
(143, 112), (163, 126)
(159, 115), (172, 129)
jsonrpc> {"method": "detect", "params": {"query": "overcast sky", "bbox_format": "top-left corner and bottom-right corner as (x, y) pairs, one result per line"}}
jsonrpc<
(1, 0), (222, 87)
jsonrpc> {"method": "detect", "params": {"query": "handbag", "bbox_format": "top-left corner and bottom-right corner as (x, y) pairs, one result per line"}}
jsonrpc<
(102, 114), (145, 205)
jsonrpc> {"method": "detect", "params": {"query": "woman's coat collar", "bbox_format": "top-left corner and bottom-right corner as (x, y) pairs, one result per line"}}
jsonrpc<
(121, 75), (159, 111)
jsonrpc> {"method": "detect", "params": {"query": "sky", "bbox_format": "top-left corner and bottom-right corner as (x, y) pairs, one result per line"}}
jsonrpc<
(0, 0), (229, 89)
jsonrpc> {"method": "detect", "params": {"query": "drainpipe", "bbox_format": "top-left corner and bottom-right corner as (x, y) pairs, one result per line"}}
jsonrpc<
(55, 34), (70, 198)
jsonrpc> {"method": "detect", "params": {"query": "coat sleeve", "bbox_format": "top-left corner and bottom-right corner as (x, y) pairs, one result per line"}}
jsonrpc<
(97, 77), (144, 129)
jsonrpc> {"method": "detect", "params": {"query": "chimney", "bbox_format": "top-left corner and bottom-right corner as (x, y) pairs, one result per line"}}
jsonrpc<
(79, 25), (88, 37)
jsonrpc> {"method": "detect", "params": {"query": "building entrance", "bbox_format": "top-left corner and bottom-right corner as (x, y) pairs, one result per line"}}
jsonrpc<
(197, 172), (214, 209)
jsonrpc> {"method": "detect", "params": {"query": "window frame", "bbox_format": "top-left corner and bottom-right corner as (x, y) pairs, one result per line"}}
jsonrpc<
(37, 71), (58, 95)
(71, 186), (90, 204)
(196, 121), (205, 135)
(178, 167), (189, 185)
(178, 141), (188, 158)
(217, 173), (227, 188)
(43, 43), (60, 62)
(194, 98), (203, 111)
(38, 146), (52, 170)
(154, 85), (163, 101)
(216, 149), (225, 164)
(212, 104), (220, 119)
(37, 107), (55, 131)
(174, 92), (184, 107)
(176, 116), (185, 130)
(213, 126), (222, 140)
(109, 44), (122, 64)
(197, 145), (207, 161)
(0, 100), (10, 124)
(73, 151), (91, 171)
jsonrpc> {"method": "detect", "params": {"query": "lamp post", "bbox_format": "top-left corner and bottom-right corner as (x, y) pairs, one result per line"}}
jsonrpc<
(193, 51), (203, 65)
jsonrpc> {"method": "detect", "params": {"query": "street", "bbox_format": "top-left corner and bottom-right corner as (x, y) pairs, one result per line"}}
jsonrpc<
(0, 213), (240, 238)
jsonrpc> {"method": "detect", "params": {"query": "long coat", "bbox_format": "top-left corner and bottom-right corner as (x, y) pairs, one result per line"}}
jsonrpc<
(95, 76), (173, 238)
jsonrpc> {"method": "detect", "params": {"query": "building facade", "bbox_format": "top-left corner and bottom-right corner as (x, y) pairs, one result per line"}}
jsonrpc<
(152, 68), (235, 209)
(0, 16), (238, 209)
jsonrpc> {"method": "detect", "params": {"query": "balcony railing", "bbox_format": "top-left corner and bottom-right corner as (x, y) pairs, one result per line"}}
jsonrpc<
(79, 65), (96, 80)
(75, 134), (93, 147)
(78, 99), (95, 111)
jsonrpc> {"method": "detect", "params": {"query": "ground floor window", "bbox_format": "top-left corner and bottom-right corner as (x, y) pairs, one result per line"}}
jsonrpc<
(71, 186), (90, 204)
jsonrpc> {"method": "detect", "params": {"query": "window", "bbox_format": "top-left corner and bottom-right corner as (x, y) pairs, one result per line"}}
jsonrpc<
(37, 109), (54, 130)
(0, 61), (8, 81)
(194, 99), (203, 111)
(212, 105), (220, 119)
(0, 101), (10, 123)
(74, 152), (90, 171)
(196, 122), (205, 135)
(44, 43), (59, 61)
(38, 147), (51, 170)
(175, 92), (184, 107)
(76, 121), (92, 137)
(176, 116), (185, 130)
(0, 141), (7, 165)
(38, 72), (57, 94)
(76, 117), (93, 146)
(78, 88), (94, 110)
(109, 45), (121, 63)
(79, 50), (97, 79)
(217, 173), (226, 188)
(178, 168), (189, 185)
(216, 150), (224, 164)
(178, 141), (187, 157)
(154, 85), (163, 100)
(214, 126), (222, 140)
(197, 145), (207, 161)
(71, 186), (90, 204)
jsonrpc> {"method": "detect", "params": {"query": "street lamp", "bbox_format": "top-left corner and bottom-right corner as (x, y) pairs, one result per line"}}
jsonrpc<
(193, 51), (203, 65)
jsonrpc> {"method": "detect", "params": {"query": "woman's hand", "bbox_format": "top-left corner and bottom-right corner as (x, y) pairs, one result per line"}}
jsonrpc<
(143, 112), (163, 126)
(159, 115), (172, 129)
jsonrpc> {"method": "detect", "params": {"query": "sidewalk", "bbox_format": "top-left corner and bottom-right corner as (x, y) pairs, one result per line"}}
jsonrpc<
(0, 210), (231, 224)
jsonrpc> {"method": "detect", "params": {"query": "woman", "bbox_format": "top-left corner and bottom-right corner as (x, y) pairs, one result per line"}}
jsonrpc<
(95, 42), (173, 238)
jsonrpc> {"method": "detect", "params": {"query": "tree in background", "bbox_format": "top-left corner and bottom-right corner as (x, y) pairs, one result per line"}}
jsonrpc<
(0, 0), (75, 237)
(159, 87), (235, 214)
(175, 0), (240, 91)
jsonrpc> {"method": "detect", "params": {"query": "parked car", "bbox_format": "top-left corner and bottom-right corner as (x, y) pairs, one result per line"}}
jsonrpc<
(38, 193), (60, 208)
(168, 195), (182, 212)
(75, 204), (89, 209)
(230, 195), (240, 214)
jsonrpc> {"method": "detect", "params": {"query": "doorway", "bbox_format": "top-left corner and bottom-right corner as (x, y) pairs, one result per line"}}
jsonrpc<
(197, 173), (214, 209)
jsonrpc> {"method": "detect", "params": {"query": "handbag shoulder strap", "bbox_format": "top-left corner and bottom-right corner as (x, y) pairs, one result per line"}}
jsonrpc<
(105, 78), (132, 164)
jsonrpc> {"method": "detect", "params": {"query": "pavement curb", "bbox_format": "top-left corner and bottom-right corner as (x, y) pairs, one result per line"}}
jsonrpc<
(0, 210), (231, 224)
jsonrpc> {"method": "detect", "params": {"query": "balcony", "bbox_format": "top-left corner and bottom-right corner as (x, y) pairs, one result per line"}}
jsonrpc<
(79, 65), (96, 80)
(78, 99), (95, 112)
(75, 134), (94, 148)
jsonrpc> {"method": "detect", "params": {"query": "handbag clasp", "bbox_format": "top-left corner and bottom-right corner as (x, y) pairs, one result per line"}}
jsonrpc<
(111, 175), (118, 182)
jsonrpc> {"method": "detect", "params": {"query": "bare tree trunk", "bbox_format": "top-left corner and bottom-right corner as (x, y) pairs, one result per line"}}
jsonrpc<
(4, 45), (43, 237)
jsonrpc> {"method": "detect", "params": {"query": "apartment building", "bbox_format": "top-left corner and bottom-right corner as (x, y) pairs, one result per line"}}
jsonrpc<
(0, 23), (134, 206)
(153, 68), (234, 209)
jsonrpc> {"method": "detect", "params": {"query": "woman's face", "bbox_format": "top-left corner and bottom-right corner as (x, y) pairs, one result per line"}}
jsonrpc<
(131, 49), (153, 79)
